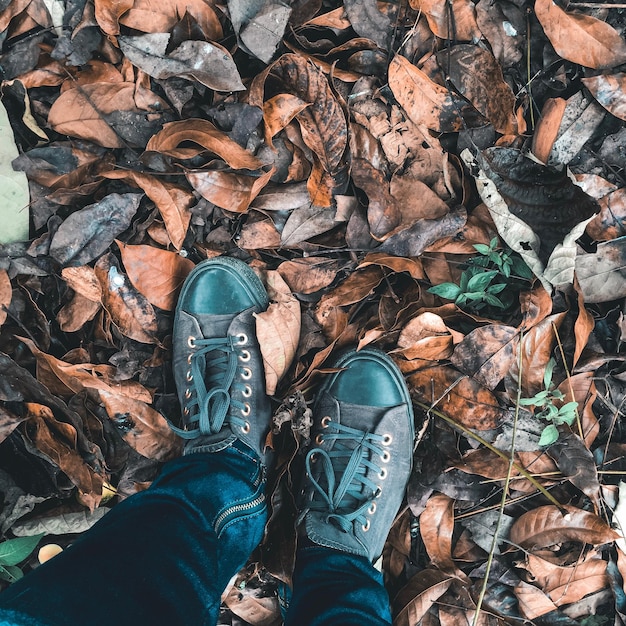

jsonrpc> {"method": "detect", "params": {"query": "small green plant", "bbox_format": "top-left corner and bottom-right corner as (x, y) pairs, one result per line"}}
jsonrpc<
(518, 359), (578, 447)
(0, 533), (44, 583)
(428, 238), (533, 315)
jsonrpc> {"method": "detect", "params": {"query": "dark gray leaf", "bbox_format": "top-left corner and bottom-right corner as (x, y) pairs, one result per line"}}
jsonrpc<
(49, 193), (141, 266)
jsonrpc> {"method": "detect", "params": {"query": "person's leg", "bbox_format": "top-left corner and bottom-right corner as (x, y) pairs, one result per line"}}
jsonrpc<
(286, 348), (415, 626)
(0, 257), (274, 626)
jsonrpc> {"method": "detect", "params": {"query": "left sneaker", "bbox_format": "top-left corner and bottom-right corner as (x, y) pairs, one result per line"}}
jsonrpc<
(171, 257), (271, 461)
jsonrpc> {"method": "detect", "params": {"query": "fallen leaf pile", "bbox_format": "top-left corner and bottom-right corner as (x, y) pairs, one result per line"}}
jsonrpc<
(2, 0), (626, 623)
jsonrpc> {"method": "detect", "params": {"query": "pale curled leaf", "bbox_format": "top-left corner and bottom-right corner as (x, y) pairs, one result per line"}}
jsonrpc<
(119, 34), (245, 91)
(254, 271), (301, 396)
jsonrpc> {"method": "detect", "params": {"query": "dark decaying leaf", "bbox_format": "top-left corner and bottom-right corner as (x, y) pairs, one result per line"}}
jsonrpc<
(576, 237), (626, 303)
(119, 34), (245, 91)
(265, 54), (347, 173)
(393, 568), (454, 626)
(344, 0), (393, 49)
(475, 148), (598, 264)
(49, 193), (142, 266)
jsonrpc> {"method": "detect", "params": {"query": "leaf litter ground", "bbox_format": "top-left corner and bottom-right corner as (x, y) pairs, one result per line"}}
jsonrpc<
(2, 0), (626, 623)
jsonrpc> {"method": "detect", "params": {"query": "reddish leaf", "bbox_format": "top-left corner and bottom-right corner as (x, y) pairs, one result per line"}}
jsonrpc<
(263, 94), (309, 147)
(535, 0), (626, 69)
(583, 73), (626, 121)
(409, 365), (506, 430)
(61, 266), (103, 303)
(94, 0), (134, 36)
(388, 55), (465, 133)
(393, 568), (453, 626)
(409, 0), (481, 41)
(117, 242), (194, 311)
(514, 580), (558, 620)
(94, 254), (159, 345)
(586, 187), (626, 242)
(420, 493), (457, 572)
(145, 119), (263, 169)
(509, 505), (619, 549)
(395, 313), (455, 362)
(98, 389), (182, 461)
(0, 269), (12, 326)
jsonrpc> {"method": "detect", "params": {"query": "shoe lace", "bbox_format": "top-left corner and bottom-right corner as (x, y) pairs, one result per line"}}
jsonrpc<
(305, 420), (386, 532)
(175, 335), (249, 439)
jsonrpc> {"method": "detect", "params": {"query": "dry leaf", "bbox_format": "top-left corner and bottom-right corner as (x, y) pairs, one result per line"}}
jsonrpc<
(254, 271), (301, 396)
(535, 0), (626, 69)
(420, 493), (457, 573)
(0, 269), (12, 326)
(410, 0), (481, 41)
(393, 568), (453, 626)
(583, 73), (626, 121)
(509, 504), (619, 549)
(117, 242), (194, 311)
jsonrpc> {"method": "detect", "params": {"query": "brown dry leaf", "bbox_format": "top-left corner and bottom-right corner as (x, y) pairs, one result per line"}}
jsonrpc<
(535, 0), (626, 69)
(586, 187), (626, 242)
(576, 237), (626, 303)
(514, 580), (558, 620)
(395, 312), (454, 362)
(419, 493), (458, 573)
(187, 169), (273, 213)
(574, 282), (594, 367)
(388, 55), (465, 133)
(410, 0), (481, 41)
(119, 0), (222, 38)
(19, 336), (152, 402)
(506, 312), (566, 398)
(24, 402), (103, 510)
(358, 254), (425, 280)
(583, 73), (626, 121)
(263, 94), (309, 147)
(450, 325), (519, 390)
(117, 242), (194, 311)
(409, 365), (506, 430)
(255, 271), (301, 396)
(389, 175), (450, 230)
(532, 98), (567, 163)
(559, 373), (599, 446)
(263, 54), (347, 173)
(519, 285), (553, 331)
(237, 219), (281, 250)
(440, 45), (517, 135)
(0, 269), (11, 326)
(98, 389), (181, 460)
(509, 504), (619, 549)
(94, 0), (133, 36)
(102, 171), (194, 249)
(393, 568), (453, 626)
(277, 258), (341, 294)
(61, 266), (103, 303)
(57, 294), (102, 333)
(281, 203), (347, 247)
(145, 119), (263, 169)
(47, 82), (162, 148)
(94, 253), (159, 345)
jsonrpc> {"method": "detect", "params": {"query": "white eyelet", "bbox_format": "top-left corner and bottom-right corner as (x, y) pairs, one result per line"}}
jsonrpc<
(183, 407), (190, 416)
(241, 421), (251, 434)
(236, 333), (248, 345)
(368, 502), (377, 515)
(378, 468), (388, 480)
(362, 520), (370, 532)
(184, 388), (192, 399)
(382, 434), (392, 446)
(242, 403), (251, 416)
(321, 416), (331, 428)
(242, 385), (252, 398)
(186, 371), (193, 382)
(380, 450), (391, 463)
(241, 367), (252, 380)
(315, 434), (324, 445)
(239, 349), (251, 362)
(187, 336), (196, 348)
(310, 453), (318, 463)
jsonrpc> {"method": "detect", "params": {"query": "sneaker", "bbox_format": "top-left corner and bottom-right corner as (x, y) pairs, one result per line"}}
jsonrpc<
(171, 257), (271, 460)
(296, 348), (414, 562)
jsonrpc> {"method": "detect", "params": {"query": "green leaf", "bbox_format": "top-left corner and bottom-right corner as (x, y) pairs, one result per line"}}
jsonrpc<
(543, 358), (555, 389)
(518, 397), (536, 406)
(0, 534), (44, 566)
(428, 283), (462, 300)
(467, 270), (498, 292)
(538, 424), (559, 446)
(487, 282), (507, 294)
(484, 293), (505, 308)
(0, 564), (24, 583)
(473, 243), (491, 255)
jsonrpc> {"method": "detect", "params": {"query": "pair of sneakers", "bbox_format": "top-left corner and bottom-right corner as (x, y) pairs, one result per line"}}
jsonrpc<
(172, 257), (415, 563)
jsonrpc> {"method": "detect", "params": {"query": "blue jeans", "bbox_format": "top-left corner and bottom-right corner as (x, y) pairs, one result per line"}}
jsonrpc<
(0, 442), (391, 626)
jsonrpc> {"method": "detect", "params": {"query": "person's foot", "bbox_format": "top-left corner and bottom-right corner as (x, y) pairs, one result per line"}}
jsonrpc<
(171, 257), (271, 460)
(296, 348), (414, 562)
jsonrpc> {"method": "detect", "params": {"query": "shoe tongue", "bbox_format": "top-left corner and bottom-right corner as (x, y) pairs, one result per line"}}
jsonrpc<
(317, 392), (388, 428)
(192, 313), (233, 338)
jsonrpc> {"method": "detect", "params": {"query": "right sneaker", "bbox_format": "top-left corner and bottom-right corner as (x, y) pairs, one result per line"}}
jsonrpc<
(296, 348), (415, 562)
